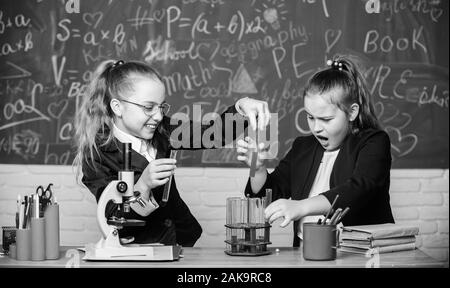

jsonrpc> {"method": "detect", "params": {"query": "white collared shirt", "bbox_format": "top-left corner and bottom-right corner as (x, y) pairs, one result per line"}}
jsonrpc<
(298, 149), (340, 239)
(112, 124), (156, 163)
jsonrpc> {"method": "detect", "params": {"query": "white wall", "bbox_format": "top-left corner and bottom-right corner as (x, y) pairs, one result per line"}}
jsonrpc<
(0, 165), (448, 262)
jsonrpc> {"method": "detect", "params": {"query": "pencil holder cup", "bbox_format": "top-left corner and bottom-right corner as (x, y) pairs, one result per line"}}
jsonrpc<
(44, 204), (60, 259)
(31, 217), (45, 261)
(303, 223), (338, 261)
(16, 228), (31, 261)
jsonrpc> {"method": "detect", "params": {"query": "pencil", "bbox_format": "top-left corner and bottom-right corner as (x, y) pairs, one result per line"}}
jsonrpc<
(336, 207), (350, 224)
(323, 194), (339, 225)
(329, 208), (342, 225)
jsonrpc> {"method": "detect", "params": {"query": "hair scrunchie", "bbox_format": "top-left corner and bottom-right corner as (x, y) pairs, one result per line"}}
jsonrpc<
(326, 59), (344, 71)
(112, 60), (125, 69)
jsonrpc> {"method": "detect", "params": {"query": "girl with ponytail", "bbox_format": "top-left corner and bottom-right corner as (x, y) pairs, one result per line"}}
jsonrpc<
(237, 55), (394, 247)
(74, 60), (271, 246)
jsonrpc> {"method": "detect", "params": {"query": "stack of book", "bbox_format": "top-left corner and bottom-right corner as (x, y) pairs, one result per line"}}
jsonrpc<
(339, 223), (419, 255)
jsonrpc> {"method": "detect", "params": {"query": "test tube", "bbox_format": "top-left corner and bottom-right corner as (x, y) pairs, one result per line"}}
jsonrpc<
(226, 197), (243, 253)
(264, 189), (272, 243)
(249, 129), (259, 178)
(226, 197), (240, 253)
(160, 150), (178, 207)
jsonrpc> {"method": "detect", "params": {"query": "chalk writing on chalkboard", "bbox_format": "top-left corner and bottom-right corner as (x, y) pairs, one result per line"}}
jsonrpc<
(0, 0), (448, 168)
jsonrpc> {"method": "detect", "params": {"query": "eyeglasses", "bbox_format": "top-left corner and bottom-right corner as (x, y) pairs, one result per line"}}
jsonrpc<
(120, 99), (170, 116)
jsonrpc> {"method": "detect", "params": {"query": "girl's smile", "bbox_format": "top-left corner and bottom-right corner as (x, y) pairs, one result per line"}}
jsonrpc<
(115, 78), (166, 140)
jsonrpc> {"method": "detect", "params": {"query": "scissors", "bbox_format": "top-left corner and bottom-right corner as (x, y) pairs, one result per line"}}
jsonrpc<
(36, 183), (53, 207)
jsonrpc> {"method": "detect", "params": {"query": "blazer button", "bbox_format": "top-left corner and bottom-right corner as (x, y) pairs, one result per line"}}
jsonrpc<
(164, 219), (172, 227)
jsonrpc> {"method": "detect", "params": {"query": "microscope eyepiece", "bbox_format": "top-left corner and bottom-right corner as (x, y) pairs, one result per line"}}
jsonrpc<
(123, 142), (132, 171)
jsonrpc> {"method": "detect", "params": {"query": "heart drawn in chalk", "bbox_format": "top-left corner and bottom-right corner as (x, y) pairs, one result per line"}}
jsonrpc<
(374, 102), (385, 120)
(374, 102), (412, 130)
(325, 29), (342, 53)
(48, 99), (69, 119)
(153, 9), (165, 22)
(385, 126), (418, 158)
(83, 12), (103, 28)
(376, 102), (399, 122)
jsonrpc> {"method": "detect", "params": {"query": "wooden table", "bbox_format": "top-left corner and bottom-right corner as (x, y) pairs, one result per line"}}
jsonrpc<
(0, 246), (445, 268)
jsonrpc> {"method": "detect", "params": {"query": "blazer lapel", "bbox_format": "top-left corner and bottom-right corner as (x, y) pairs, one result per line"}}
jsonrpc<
(111, 138), (149, 173)
(131, 150), (149, 173)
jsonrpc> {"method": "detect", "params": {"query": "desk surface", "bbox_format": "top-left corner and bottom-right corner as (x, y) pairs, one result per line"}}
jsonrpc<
(0, 246), (446, 268)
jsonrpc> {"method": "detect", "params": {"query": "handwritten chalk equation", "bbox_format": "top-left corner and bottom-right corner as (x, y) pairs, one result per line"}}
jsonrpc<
(0, 129), (40, 160)
(128, 5), (266, 40)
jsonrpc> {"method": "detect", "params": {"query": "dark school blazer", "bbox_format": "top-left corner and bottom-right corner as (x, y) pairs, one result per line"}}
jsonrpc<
(82, 105), (246, 247)
(245, 129), (395, 247)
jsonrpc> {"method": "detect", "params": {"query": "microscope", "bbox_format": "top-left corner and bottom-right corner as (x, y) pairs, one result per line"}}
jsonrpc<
(83, 143), (181, 261)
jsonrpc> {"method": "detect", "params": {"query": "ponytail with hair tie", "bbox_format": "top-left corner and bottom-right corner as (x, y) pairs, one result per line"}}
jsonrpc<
(111, 60), (125, 69)
(305, 55), (381, 134)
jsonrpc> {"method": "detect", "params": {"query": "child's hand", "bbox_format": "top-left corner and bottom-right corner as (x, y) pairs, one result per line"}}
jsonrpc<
(236, 97), (271, 131)
(140, 158), (176, 190)
(236, 136), (266, 170)
(264, 199), (305, 228)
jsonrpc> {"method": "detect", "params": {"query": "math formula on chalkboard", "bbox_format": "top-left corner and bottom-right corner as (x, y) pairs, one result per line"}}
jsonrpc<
(0, 0), (448, 168)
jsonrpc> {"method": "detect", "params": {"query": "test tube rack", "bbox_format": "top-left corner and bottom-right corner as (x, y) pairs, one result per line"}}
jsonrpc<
(225, 195), (272, 256)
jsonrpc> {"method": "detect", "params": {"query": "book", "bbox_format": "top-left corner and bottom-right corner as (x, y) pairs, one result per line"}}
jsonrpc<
(339, 242), (416, 255)
(341, 223), (419, 240)
(341, 235), (416, 248)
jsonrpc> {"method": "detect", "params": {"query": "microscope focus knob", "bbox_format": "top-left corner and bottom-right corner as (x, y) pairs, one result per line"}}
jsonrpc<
(116, 181), (128, 193)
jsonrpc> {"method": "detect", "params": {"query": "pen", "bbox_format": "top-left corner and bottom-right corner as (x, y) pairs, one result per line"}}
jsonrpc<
(24, 197), (31, 228)
(323, 194), (339, 225)
(329, 208), (342, 225)
(336, 207), (350, 224)
(16, 195), (21, 228)
(22, 196), (27, 229)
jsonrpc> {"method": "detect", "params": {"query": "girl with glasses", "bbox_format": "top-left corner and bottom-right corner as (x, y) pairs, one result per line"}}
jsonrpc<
(74, 60), (270, 247)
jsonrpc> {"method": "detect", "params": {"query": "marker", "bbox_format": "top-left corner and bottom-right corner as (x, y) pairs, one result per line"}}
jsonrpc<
(16, 195), (21, 228)
(323, 194), (339, 225)
(33, 194), (40, 218)
(18, 202), (24, 229)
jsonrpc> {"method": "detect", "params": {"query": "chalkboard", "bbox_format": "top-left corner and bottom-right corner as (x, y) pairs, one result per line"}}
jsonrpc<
(0, 0), (448, 168)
